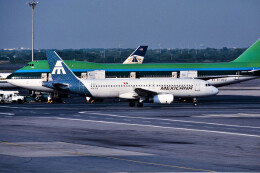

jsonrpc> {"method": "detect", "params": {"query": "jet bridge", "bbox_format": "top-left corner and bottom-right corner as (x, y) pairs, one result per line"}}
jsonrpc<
(180, 71), (198, 78)
(41, 73), (53, 82)
(81, 70), (106, 79)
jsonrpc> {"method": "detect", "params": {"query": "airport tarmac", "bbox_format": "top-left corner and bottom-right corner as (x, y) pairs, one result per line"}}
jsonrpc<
(0, 81), (260, 172)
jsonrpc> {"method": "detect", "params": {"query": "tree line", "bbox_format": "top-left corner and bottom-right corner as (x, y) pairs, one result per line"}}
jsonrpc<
(0, 47), (246, 64)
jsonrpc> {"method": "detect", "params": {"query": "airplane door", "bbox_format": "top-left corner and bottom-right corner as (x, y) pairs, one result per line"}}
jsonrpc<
(195, 81), (200, 91)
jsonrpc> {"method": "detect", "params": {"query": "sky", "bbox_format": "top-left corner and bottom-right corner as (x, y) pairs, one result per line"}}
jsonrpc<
(0, 0), (260, 49)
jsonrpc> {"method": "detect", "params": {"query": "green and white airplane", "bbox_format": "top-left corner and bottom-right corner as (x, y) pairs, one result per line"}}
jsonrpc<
(6, 39), (260, 95)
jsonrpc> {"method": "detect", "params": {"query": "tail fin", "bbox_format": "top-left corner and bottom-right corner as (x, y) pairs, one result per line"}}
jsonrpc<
(46, 51), (78, 81)
(232, 39), (260, 63)
(44, 51), (91, 96)
(123, 45), (148, 64)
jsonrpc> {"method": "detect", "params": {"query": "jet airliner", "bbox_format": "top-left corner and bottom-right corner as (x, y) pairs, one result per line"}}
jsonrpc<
(43, 51), (218, 107)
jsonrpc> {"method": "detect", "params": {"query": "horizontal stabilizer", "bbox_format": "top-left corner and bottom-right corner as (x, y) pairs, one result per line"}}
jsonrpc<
(42, 81), (70, 90)
(52, 82), (70, 90)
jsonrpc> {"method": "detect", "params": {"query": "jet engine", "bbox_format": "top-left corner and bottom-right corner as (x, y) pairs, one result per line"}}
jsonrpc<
(153, 94), (174, 104)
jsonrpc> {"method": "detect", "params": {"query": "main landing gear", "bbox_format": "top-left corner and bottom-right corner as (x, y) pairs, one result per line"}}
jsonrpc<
(129, 100), (143, 107)
(47, 91), (64, 103)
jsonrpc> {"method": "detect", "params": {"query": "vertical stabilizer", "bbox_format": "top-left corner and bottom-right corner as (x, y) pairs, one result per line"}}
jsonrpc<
(44, 51), (91, 96)
(46, 51), (78, 81)
(232, 39), (260, 63)
(123, 46), (148, 64)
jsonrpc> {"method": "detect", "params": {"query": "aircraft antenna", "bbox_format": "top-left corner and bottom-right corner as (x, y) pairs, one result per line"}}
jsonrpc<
(28, 0), (39, 61)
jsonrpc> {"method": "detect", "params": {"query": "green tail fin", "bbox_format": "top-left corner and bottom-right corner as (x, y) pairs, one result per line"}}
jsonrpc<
(232, 39), (260, 63)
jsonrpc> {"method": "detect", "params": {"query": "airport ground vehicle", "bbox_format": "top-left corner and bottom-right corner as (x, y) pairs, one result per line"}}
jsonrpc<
(0, 91), (25, 104)
(42, 51), (218, 107)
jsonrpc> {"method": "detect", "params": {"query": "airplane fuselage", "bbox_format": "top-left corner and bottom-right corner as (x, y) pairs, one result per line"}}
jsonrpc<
(44, 78), (218, 99)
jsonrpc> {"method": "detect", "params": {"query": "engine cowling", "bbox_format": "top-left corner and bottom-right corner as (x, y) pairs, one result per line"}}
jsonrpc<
(153, 94), (174, 104)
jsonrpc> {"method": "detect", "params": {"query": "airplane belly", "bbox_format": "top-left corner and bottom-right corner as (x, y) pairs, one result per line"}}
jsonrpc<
(169, 90), (193, 97)
(90, 88), (118, 98)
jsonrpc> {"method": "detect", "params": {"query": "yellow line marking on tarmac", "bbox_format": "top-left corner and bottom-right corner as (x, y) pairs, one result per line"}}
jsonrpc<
(0, 141), (214, 172)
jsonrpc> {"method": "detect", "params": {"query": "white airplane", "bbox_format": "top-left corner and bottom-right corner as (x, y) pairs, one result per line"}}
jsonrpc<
(43, 51), (218, 107)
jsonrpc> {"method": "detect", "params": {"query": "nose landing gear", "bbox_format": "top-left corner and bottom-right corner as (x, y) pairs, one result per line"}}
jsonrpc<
(193, 98), (198, 107)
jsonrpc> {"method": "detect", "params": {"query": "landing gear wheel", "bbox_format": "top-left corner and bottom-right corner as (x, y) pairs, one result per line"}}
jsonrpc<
(192, 98), (198, 107)
(137, 102), (143, 107)
(18, 99), (24, 104)
(129, 101), (135, 107)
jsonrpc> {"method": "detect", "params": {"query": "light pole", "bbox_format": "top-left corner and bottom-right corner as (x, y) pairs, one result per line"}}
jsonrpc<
(28, 0), (39, 62)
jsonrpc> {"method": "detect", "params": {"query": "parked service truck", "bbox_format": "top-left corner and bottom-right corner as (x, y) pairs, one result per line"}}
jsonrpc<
(0, 91), (25, 104)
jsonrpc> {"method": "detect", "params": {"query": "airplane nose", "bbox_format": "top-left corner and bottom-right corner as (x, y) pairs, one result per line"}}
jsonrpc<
(6, 79), (15, 85)
(212, 87), (219, 95)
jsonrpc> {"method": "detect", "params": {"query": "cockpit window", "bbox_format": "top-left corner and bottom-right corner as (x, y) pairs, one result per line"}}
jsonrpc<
(205, 83), (211, 87)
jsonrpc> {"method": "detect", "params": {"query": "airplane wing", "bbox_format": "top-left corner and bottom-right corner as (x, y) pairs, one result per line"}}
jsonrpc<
(196, 75), (248, 80)
(248, 69), (260, 75)
(196, 76), (230, 80)
(134, 88), (158, 97)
